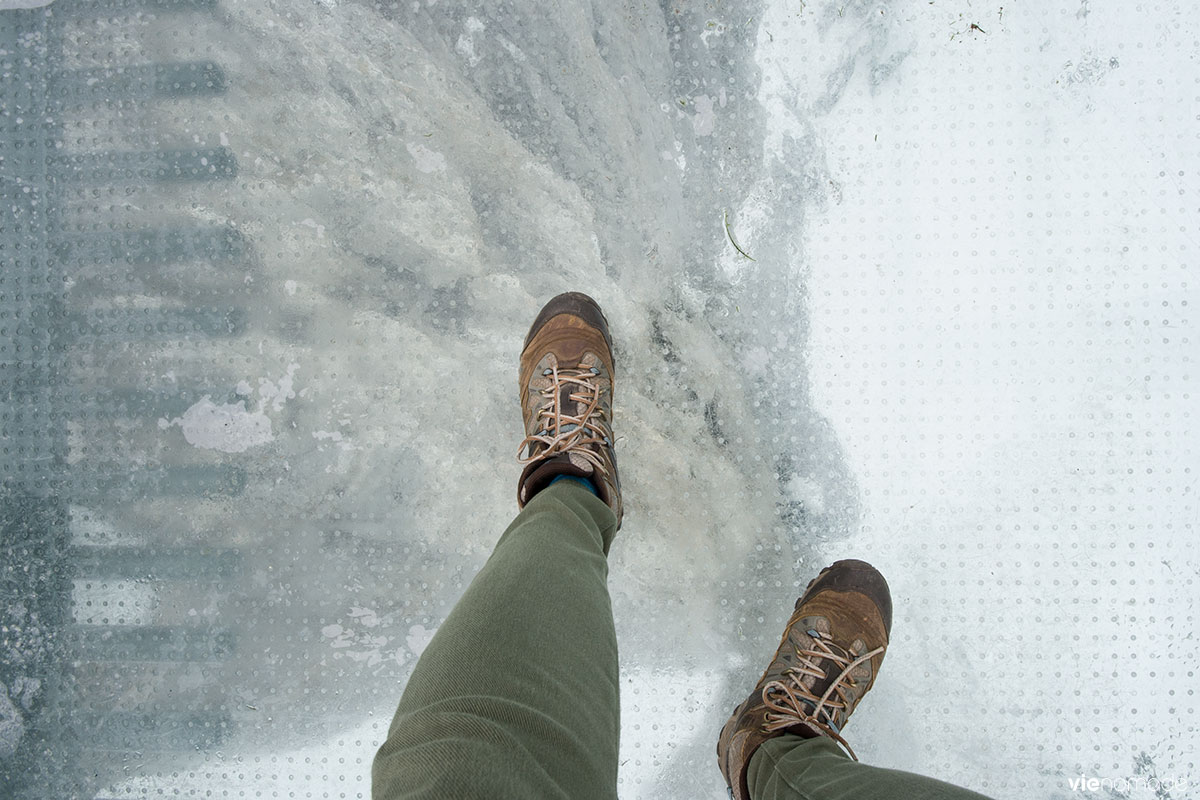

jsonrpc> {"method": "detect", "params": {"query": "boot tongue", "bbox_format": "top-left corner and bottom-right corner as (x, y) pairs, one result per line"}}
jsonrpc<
(803, 641), (840, 711)
(790, 622), (849, 724)
(558, 381), (575, 422)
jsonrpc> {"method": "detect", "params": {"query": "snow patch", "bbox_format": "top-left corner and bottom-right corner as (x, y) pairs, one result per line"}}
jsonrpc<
(455, 17), (486, 67)
(259, 363), (300, 412)
(158, 397), (273, 453)
(691, 94), (716, 137)
(298, 218), (326, 239)
(406, 141), (447, 173)
(405, 624), (436, 657)
(158, 364), (299, 452)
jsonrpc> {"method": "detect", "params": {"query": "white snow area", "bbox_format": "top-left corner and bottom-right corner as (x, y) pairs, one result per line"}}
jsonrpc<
(158, 397), (274, 453)
(26, 0), (1193, 798)
(156, 364), (299, 452)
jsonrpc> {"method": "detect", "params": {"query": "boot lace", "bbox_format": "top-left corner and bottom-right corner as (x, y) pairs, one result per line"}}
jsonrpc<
(760, 628), (886, 761)
(517, 362), (611, 477)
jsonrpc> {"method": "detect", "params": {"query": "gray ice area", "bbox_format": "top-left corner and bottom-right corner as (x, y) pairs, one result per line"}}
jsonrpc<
(0, 1), (1196, 798)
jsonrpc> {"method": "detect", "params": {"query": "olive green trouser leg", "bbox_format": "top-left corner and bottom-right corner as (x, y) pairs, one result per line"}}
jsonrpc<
(372, 480), (619, 800)
(749, 735), (995, 800)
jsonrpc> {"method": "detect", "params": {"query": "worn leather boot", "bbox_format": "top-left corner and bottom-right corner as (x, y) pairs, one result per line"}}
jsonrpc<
(717, 559), (892, 800)
(517, 292), (622, 529)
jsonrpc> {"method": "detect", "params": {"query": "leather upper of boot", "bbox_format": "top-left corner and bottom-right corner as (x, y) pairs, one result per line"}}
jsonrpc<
(717, 559), (891, 800)
(517, 293), (622, 528)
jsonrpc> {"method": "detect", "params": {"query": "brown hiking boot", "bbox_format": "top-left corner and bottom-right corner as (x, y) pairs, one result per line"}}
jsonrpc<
(717, 559), (892, 800)
(517, 292), (622, 528)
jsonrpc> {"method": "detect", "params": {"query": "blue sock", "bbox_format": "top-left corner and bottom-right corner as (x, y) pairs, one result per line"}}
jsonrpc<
(549, 474), (599, 497)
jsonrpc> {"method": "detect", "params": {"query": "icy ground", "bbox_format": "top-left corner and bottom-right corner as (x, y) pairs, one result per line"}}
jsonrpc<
(0, 0), (1195, 798)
